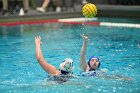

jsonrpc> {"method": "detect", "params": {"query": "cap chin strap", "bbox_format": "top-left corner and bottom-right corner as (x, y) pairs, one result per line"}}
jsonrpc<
(89, 66), (96, 71)
(88, 61), (95, 70)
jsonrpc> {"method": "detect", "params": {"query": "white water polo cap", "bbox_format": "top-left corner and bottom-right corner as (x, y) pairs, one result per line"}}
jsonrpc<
(60, 58), (74, 72)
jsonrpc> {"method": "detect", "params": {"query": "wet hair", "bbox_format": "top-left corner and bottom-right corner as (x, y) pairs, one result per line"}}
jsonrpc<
(87, 56), (101, 70)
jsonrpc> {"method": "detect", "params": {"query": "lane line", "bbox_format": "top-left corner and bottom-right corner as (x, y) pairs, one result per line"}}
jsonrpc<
(100, 22), (140, 28)
(0, 18), (140, 28)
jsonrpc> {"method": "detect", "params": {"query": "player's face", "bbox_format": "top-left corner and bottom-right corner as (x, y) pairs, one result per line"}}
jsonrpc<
(90, 58), (99, 70)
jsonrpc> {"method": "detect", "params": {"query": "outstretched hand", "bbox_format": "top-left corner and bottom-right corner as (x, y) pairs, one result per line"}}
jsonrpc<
(81, 34), (89, 41)
(35, 36), (42, 46)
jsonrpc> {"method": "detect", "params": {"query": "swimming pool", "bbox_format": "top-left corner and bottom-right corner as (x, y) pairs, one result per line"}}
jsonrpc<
(0, 17), (140, 93)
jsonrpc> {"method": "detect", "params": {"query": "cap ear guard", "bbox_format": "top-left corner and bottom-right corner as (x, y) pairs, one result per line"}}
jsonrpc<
(60, 58), (74, 72)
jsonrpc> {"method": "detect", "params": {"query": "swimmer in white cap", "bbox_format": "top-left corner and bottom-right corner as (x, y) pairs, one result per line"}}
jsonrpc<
(35, 36), (74, 83)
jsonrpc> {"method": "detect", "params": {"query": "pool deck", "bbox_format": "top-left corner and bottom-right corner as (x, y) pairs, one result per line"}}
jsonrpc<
(0, 5), (140, 23)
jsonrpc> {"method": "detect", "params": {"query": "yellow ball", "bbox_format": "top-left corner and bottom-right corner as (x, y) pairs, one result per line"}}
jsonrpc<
(82, 3), (97, 18)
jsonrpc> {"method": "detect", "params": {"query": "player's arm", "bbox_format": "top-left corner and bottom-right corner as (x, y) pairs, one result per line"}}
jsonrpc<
(80, 34), (89, 71)
(35, 36), (61, 76)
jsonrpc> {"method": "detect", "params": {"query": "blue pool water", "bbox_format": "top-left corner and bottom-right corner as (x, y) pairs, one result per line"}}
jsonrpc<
(0, 17), (140, 93)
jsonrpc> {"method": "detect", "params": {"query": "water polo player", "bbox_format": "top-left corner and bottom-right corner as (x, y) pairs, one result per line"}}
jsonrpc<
(80, 34), (101, 72)
(35, 36), (75, 83)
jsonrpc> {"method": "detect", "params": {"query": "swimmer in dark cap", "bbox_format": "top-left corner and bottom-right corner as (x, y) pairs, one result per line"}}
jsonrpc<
(80, 34), (101, 72)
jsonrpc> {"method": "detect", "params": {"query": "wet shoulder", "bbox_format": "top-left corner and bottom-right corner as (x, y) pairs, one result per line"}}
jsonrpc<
(81, 68), (109, 77)
(81, 71), (97, 77)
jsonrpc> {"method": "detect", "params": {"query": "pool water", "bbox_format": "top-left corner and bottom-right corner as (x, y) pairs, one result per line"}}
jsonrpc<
(0, 17), (140, 93)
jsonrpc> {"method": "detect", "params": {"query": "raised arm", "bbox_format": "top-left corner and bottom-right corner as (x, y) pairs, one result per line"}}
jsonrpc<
(80, 34), (89, 71)
(35, 36), (61, 76)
